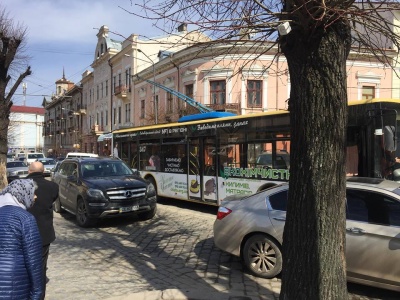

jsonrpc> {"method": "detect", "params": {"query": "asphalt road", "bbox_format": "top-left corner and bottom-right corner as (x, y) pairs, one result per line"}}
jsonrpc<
(44, 198), (400, 300)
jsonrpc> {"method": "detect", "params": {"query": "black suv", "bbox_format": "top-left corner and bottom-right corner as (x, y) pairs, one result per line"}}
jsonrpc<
(52, 157), (157, 227)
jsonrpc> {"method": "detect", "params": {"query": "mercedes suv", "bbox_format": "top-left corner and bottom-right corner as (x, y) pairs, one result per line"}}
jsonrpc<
(52, 157), (157, 227)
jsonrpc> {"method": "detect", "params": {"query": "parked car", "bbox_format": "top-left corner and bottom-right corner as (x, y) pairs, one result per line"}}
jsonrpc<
(36, 158), (57, 177)
(6, 153), (14, 163)
(255, 150), (290, 169)
(6, 161), (29, 182)
(51, 157), (157, 227)
(25, 153), (45, 165)
(213, 177), (400, 292)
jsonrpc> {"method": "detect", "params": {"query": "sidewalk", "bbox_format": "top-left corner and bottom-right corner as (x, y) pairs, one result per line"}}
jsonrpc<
(105, 288), (276, 300)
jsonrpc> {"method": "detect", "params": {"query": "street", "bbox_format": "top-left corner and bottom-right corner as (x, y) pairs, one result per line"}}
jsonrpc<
(45, 198), (400, 300)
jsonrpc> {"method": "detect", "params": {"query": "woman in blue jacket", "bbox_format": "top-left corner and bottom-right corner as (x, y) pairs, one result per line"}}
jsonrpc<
(0, 179), (43, 299)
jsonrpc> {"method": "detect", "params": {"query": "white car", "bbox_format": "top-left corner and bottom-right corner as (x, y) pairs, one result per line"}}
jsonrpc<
(26, 153), (45, 165)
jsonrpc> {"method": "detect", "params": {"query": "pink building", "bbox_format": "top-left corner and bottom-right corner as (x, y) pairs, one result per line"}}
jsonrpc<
(132, 42), (395, 126)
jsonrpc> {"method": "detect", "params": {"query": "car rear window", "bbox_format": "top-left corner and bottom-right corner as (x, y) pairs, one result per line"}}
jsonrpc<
(28, 154), (44, 159)
(269, 190), (288, 211)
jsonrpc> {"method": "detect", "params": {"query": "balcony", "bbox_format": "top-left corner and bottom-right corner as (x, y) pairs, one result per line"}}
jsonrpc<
(206, 103), (241, 114)
(91, 124), (104, 134)
(114, 85), (128, 98)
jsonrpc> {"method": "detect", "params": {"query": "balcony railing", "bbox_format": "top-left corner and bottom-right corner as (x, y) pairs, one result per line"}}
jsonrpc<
(206, 103), (240, 114)
(114, 85), (128, 98)
(91, 124), (104, 134)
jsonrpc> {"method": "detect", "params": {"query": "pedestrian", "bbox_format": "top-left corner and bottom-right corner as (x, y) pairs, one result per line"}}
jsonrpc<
(27, 161), (59, 300)
(0, 179), (43, 300)
(113, 142), (119, 158)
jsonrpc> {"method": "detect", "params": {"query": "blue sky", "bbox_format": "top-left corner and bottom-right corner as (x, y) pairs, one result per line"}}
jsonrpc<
(4, 0), (162, 107)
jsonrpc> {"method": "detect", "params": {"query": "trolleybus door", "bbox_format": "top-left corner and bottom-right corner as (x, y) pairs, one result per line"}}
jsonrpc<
(188, 137), (218, 204)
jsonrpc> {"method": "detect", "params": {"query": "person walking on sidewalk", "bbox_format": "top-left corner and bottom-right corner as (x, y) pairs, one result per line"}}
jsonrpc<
(27, 161), (59, 300)
(0, 179), (43, 300)
(113, 142), (119, 158)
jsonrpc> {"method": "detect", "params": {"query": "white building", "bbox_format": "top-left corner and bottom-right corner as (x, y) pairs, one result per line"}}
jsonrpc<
(8, 105), (45, 154)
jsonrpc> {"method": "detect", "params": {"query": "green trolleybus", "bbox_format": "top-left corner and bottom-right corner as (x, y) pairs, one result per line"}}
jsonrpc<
(113, 99), (400, 205)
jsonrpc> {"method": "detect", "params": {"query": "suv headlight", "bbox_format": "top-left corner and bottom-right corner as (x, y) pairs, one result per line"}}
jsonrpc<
(87, 188), (106, 200)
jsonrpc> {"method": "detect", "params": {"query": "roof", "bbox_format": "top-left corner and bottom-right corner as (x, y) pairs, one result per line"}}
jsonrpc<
(11, 105), (45, 114)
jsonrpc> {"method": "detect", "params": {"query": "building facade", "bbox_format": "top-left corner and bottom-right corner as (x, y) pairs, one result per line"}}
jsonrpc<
(8, 105), (45, 154)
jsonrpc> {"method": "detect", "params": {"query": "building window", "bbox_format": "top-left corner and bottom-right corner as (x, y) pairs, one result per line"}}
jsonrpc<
(105, 80), (108, 96)
(118, 106), (121, 124)
(100, 111), (104, 128)
(113, 76), (116, 94)
(210, 80), (226, 104)
(96, 85), (99, 100)
(113, 108), (116, 124)
(118, 73), (121, 87)
(362, 86), (375, 100)
(125, 103), (131, 122)
(185, 84), (193, 99)
(125, 69), (131, 90)
(167, 92), (173, 113)
(247, 80), (262, 107)
(128, 68), (131, 90)
(101, 83), (104, 98)
(105, 110), (108, 126)
(141, 100), (145, 118)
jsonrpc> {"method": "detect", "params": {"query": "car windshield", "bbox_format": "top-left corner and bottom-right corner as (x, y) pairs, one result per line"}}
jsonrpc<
(7, 161), (28, 168)
(81, 161), (134, 178)
(40, 159), (56, 165)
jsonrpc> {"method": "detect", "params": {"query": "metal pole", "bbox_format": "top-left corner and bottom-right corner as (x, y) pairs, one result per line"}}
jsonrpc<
(152, 63), (157, 124)
(138, 49), (157, 124)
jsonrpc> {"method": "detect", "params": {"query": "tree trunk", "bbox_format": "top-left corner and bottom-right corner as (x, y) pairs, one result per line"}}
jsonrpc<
(279, 20), (351, 299)
(0, 101), (10, 189)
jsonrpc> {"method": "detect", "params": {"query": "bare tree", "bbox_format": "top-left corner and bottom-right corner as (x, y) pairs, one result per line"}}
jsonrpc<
(0, 5), (31, 188)
(125, 0), (400, 298)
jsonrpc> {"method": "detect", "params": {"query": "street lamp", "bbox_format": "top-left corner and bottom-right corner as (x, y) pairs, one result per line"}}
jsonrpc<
(137, 49), (158, 124)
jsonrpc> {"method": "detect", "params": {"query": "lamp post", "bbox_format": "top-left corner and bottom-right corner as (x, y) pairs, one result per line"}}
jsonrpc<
(137, 49), (158, 124)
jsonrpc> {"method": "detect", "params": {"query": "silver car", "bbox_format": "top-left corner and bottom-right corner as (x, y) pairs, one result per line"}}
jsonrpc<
(213, 177), (400, 292)
(36, 158), (57, 177)
(6, 161), (29, 182)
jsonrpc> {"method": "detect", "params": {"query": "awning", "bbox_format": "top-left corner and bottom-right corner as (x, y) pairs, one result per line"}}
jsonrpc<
(97, 133), (112, 142)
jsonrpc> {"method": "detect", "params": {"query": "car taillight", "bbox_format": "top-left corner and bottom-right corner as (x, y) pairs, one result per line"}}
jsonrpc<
(216, 207), (232, 220)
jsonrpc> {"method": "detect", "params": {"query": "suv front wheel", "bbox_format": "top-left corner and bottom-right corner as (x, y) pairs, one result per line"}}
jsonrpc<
(76, 198), (96, 227)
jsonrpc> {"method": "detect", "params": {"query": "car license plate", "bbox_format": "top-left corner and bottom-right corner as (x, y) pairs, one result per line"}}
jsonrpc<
(119, 205), (139, 213)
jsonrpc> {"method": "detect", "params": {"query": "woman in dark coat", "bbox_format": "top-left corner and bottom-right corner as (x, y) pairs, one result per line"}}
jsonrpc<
(0, 179), (43, 299)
